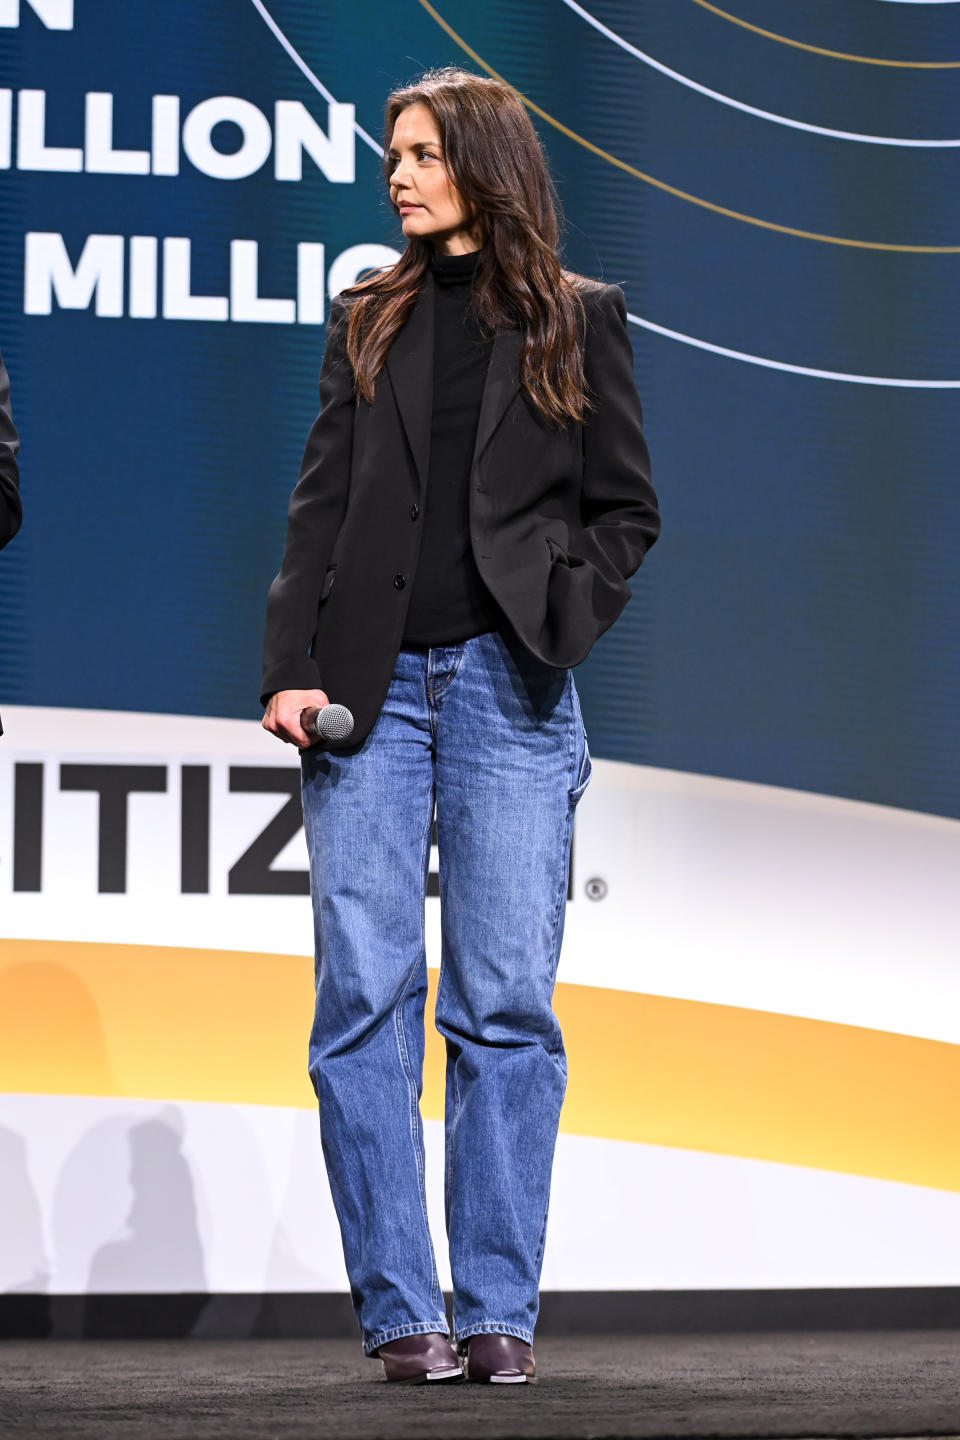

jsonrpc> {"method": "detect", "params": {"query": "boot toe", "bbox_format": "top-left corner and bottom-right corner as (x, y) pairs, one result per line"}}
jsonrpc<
(378, 1332), (464, 1384)
(465, 1333), (536, 1383)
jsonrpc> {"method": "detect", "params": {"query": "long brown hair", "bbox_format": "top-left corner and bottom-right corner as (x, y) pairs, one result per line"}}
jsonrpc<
(339, 66), (597, 427)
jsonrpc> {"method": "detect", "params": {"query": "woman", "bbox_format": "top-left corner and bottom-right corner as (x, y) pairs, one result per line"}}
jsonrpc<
(262, 65), (660, 1385)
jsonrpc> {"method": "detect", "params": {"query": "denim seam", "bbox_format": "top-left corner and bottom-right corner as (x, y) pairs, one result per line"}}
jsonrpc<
(547, 813), (571, 990)
(499, 726), (570, 1297)
(393, 809), (442, 1313)
(533, 1186), (552, 1276)
(534, 808), (573, 1279)
(427, 674), (439, 742)
(393, 969), (441, 1313)
(545, 771), (575, 1043)
(446, 1026), (462, 1207)
(364, 1319), (452, 1356)
(567, 670), (578, 806)
(426, 643), (464, 710)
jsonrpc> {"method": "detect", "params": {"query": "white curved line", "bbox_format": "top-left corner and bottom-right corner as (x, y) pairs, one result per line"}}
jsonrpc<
(561, 0), (960, 146)
(627, 311), (960, 387)
(251, 0), (955, 386)
(248, 0), (383, 154)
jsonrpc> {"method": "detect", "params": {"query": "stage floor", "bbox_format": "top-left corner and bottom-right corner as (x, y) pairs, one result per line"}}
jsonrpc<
(1, 1332), (958, 1439)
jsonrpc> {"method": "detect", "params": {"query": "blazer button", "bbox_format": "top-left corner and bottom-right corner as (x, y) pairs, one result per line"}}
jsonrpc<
(394, 573), (406, 589)
(410, 503), (420, 520)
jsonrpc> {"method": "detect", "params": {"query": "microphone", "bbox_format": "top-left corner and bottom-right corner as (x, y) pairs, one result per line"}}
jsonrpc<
(300, 703), (355, 743)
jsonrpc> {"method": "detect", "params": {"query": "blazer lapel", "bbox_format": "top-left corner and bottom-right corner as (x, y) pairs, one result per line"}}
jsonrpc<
(472, 324), (524, 471)
(385, 274), (434, 496)
(385, 266), (525, 495)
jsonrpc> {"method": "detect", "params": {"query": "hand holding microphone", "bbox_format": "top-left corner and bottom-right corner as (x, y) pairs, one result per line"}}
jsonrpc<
(300, 702), (354, 743)
(262, 688), (354, 749)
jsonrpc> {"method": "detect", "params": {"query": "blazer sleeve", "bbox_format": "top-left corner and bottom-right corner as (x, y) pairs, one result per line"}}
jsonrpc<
(260, 294), (355, 705)
(577, 282), (660, 588)
(0, 349), (22, 551)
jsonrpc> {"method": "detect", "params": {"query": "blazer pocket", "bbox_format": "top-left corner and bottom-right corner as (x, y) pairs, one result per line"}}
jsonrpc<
(318, 563), (337, 604)
(545, 534), (569, 565)
(545, 534), (584, 568)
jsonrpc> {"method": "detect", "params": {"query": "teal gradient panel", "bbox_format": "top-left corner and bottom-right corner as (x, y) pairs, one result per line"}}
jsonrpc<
(0, 0), (958, 821)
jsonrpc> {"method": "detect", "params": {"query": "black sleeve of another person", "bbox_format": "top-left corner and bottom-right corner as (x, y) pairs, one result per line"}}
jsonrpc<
(0, 349), (22, 550)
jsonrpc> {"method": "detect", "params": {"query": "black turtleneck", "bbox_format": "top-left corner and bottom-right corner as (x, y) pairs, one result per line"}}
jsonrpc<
(401, 246), (510, 647)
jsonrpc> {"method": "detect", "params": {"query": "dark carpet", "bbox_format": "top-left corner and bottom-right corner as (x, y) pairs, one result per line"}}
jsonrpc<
(1, 1332), (959, 1439)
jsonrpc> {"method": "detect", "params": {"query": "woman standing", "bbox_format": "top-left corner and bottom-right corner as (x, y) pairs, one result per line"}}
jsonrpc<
(261, 66), (660, 1385)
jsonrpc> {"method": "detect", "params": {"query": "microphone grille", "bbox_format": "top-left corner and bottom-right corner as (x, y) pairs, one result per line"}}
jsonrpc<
(318, 703), (355, 742)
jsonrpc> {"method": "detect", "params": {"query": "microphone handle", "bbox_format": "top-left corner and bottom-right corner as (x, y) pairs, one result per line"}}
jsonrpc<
(300, 706), (324, 735)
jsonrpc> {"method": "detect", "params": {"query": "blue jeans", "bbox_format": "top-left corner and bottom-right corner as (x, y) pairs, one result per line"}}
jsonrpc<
(300, 627), (592, 1356)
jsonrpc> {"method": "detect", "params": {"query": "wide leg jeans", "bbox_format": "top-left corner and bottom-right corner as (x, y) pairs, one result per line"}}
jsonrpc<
(300, 627), (593, 1356)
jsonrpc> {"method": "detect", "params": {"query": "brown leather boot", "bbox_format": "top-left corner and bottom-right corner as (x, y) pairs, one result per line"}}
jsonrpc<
(377, 1332), (464, 1384)
(464, 1333), (537, 1383)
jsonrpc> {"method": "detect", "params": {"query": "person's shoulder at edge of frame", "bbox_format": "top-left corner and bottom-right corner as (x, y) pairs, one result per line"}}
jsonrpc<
(559, 272), (625, 343)
(561, 268), (607, 294)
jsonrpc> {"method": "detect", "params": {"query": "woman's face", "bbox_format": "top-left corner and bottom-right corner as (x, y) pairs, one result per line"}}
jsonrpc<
(387, 102), (481, 255)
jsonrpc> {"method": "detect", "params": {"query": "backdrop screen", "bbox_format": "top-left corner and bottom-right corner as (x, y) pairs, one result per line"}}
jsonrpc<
(1, 0), (959, 1307)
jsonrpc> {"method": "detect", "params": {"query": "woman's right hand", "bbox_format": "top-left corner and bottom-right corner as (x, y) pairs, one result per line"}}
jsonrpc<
(262, 688), (330, 749)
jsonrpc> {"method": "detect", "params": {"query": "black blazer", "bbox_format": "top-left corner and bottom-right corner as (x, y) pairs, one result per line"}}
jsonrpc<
(0, 350), (21, 551)
(261, 271), (660, 751)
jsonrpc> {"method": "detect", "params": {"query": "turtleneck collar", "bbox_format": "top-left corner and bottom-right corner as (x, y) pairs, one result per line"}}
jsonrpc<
(428, 246), (483, 287)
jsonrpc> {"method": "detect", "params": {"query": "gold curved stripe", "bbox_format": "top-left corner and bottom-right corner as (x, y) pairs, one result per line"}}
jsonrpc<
(1, 938), (959, 1193)
(415, 0), (960, 253)
(690, 0), (960, 69)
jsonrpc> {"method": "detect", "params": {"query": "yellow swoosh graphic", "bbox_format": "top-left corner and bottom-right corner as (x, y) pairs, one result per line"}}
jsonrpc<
(415, 0), (960, 253)
(1, 938), (958, 1193)
(690, 1), (960, 69)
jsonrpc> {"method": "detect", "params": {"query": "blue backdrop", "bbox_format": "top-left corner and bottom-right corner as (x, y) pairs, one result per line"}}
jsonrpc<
(1, 0), (958, 819)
